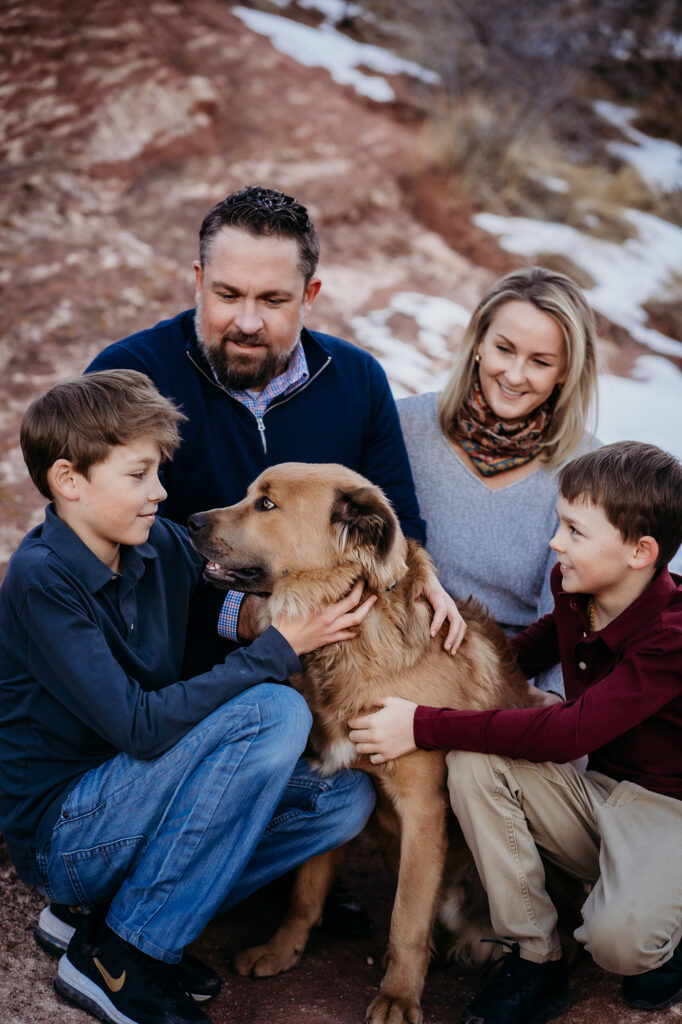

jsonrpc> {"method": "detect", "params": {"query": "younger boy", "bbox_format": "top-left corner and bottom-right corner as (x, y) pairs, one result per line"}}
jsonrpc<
(0, 370), (376, 1024)
(349, 441), (682, 1024)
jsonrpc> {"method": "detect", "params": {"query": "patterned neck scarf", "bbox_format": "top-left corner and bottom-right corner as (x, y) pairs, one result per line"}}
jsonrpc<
(453, 378), (557, 477)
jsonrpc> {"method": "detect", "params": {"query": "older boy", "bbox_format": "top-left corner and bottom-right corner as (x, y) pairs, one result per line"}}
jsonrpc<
(0, 370), (376, 1024)
(349, 441), (682, 1024)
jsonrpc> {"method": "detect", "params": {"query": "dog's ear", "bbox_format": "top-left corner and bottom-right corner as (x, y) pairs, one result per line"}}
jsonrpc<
(330, 485), (397, 559)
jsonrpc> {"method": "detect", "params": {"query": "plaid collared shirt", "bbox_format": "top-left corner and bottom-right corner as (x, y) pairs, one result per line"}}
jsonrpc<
(217, 340), (309, 641)
(226, 339), (309, 419)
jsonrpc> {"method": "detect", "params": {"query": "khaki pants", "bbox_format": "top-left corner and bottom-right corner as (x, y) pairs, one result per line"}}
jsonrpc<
(446, 751), (682, 975)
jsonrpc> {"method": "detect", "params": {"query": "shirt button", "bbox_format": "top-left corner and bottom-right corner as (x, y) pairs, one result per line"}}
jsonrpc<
(578, 660), (587, 670)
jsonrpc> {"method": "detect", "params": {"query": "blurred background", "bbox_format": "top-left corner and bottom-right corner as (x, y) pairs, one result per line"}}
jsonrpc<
(0, 4), (681, 1020)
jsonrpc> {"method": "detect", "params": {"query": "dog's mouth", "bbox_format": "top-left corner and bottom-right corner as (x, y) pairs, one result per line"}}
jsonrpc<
(202, 560), (267, 592)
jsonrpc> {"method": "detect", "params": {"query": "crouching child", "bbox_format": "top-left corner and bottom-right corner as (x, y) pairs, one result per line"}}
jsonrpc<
(0, 369), (376, 1024)
(349, 440), (682, 1024)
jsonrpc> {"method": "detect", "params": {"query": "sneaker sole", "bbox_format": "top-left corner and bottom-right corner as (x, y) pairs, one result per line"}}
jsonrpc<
(34, 906), (75, 956)
(54, 953), (139, 1024)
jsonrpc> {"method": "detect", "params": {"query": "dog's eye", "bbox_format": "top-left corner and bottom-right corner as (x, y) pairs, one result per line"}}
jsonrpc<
(256, 496), (276, 511)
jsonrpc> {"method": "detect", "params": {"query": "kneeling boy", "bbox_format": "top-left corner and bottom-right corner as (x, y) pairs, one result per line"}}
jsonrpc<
(0, 370), (376, 1024)
(349, 440), (682, 1024)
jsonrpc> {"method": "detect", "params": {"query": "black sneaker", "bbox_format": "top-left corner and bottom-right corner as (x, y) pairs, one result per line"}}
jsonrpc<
(55, 920), (209, 1024)
(320, 879), (371, 938)
(36, 903), (220, 1001)
(461, 943), (571, 1024)
(35, 903), (93, 956)
(623, 938), (682, 1010)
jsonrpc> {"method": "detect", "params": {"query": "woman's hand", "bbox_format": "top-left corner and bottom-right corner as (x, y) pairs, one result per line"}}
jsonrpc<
(272, 581), (376, 656)
(348, 696), (418, 764)
(422, 571), (466, 655)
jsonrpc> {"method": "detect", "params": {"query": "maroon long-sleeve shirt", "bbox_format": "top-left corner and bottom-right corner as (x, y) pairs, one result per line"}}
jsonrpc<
(414, 565), (682, 799)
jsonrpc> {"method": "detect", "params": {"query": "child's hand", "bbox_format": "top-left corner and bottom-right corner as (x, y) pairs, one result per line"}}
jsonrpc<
(348, 696), (418, 763)
(272, 581), (376, 656)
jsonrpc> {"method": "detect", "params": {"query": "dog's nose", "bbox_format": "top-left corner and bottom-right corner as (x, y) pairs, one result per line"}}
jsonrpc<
(187, 512), (208, 537)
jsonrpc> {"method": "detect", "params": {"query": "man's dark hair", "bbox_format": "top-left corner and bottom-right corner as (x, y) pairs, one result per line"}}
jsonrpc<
(557, 441), (682, 571)
(198, 186), (320, 284)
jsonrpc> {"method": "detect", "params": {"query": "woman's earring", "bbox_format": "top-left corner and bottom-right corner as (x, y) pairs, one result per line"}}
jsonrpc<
(475, 352), (481, 364)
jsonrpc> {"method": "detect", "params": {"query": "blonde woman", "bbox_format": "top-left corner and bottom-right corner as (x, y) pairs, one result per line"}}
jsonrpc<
(398, 266), (599, 694)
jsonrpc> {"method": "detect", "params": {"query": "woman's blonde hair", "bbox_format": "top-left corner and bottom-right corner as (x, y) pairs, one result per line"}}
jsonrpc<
(437, 266), (598, 468)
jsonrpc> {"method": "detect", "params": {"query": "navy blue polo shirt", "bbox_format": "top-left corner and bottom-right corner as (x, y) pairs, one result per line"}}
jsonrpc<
(0, 505), (300, 885)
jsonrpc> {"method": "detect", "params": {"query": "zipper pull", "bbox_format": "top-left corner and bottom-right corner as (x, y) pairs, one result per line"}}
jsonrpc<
(256, 416), (267, 453)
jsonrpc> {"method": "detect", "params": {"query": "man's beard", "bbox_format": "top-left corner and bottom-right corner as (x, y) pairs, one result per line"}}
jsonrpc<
(195, 313), (297, 391)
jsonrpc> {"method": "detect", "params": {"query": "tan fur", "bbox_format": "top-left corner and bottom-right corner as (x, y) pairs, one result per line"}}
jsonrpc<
(190, 462), (539, 1024)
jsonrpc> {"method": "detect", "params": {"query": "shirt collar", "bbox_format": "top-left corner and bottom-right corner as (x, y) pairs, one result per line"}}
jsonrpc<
(41, 504), (158, 593)
(562, 566), (678, 651)
(226, 337), (309, 410)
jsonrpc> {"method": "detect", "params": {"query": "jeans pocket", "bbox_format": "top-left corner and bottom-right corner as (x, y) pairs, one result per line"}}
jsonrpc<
(62, 835), (149, 906)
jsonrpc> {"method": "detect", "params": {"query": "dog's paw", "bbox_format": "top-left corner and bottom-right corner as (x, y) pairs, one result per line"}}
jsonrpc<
(233, 942), (302, 978)
(364, 992), (423, 1024)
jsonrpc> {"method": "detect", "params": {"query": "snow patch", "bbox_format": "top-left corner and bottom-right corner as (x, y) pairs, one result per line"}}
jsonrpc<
(595, 100), (682, 193)
(233, 6), (438, 102)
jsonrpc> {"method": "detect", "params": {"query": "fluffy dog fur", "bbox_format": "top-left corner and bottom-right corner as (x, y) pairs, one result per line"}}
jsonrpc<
(189, 462), (542, 1024)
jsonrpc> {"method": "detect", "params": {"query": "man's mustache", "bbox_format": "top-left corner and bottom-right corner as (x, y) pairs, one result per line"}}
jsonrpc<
(220, 331), (268, 349)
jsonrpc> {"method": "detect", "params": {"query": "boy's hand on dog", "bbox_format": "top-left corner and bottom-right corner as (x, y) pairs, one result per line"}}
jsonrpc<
(272, 581), (377, 656)
(423, 572), (466, 655)
(348, 697), (418, 763)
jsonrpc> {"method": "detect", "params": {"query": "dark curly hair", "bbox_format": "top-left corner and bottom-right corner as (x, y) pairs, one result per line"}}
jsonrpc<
(198, 186), (320, 284)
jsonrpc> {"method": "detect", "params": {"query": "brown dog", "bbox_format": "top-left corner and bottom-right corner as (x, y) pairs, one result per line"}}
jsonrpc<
(188, 462), (540, 1024)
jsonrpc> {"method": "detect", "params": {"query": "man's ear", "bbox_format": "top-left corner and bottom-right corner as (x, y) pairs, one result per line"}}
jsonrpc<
(193, 261), (203, 305)
(630, 535), (659, 572)
(303, 276), (321, 317)
(47, 459), (81, 502)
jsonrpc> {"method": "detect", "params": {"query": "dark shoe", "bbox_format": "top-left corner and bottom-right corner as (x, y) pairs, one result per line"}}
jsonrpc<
(320, 879), (371, 938)
(461, 943), (571, 1024)
(623, 939), (682, 1010)
(55, 920), (209, 1024)
(35, 903), (94, 956)
(177, 952), (221, 1002)
(39, 903), (220, 1001)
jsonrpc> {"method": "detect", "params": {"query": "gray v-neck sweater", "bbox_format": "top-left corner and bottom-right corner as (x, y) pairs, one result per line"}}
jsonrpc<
(398, 392), (597, 694)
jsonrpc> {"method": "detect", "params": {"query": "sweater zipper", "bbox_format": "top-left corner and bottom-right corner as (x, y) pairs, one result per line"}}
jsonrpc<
(256, 416), (267, 453)
(186, 350), (332, 454)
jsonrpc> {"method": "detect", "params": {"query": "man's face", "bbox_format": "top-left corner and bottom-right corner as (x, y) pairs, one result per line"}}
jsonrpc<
(193, 226), (321, 392)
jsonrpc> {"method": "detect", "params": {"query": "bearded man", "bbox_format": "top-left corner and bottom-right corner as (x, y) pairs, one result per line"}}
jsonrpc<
(86, 186), (463, 651)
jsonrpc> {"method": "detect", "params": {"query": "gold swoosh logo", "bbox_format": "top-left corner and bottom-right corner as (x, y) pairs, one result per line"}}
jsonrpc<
(94, 957), (126, 993)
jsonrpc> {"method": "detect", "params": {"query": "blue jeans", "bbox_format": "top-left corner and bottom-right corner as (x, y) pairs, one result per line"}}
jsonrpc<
(34, 683), (375, 962)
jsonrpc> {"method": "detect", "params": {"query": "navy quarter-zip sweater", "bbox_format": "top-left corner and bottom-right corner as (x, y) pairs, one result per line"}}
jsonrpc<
(87, 310), (426, 541)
